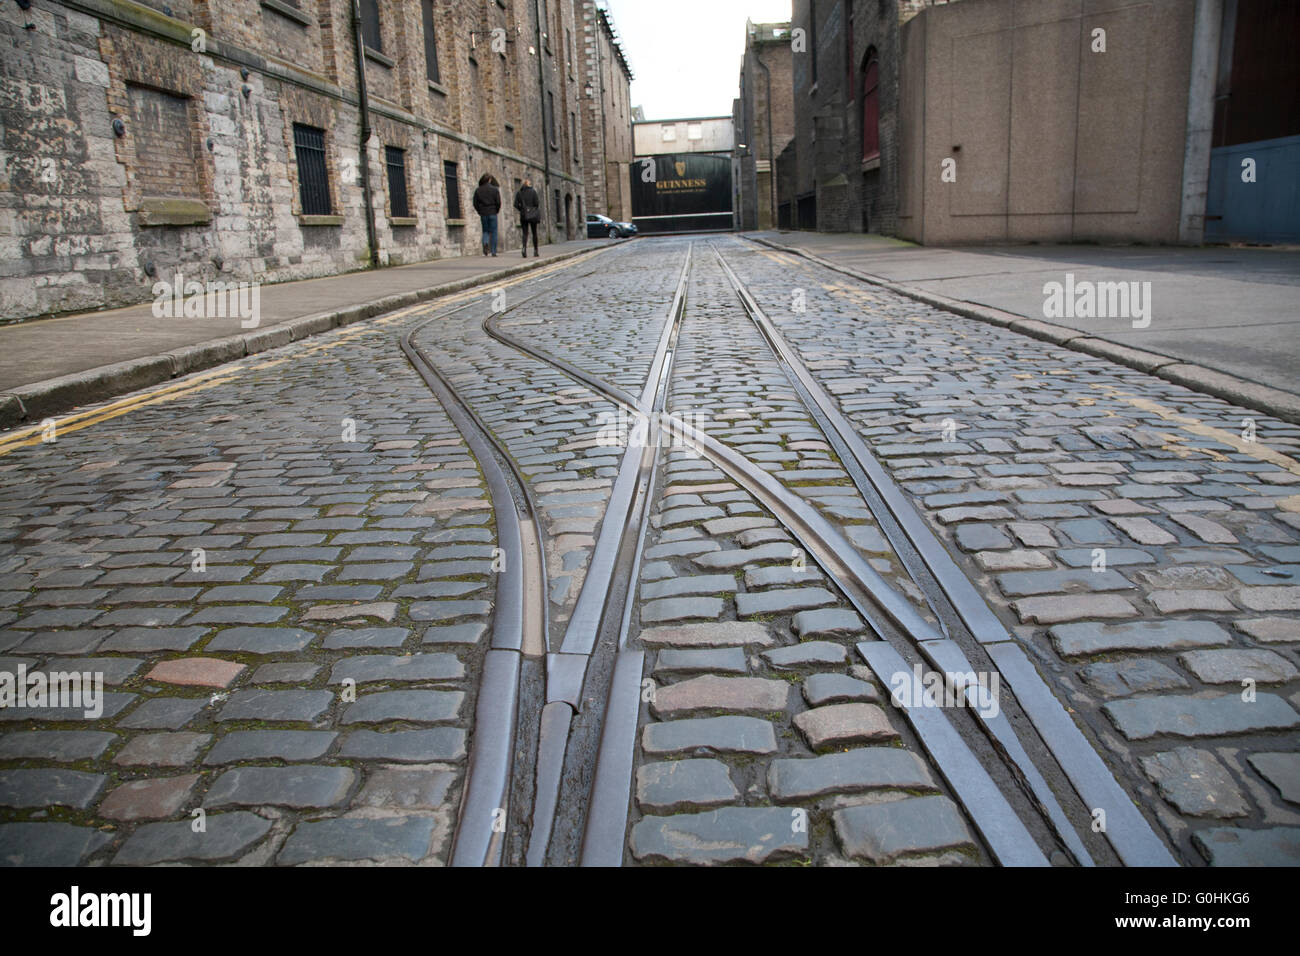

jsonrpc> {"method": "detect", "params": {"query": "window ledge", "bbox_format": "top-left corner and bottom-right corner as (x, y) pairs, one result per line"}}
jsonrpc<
(861, 155), (881, 172)
(390, 216), (418, 227)
(428, 80), (448, 96)
(446, 218), (467, 227)
(260, 0), (310, 27)
(364, 47), (395, 69)
(138, 197), (211, 227)
(298, 213), (343, 226)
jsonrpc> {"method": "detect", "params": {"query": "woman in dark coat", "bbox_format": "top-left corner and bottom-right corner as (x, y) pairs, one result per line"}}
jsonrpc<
(472, 174), (502, 257)
(513, 178), (541, 258)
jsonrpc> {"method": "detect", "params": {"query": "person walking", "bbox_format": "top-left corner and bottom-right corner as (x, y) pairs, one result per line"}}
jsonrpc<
(513, 178), (541, 258)
(472, 173), (501, 257)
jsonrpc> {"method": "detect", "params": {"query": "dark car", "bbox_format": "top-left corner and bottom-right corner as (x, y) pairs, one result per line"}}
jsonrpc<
(586, 213), (638, 239)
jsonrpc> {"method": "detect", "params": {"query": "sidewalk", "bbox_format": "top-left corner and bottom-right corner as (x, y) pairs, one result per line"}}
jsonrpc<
(0, 239), (601, 427)
(748, 230), (1300, 418)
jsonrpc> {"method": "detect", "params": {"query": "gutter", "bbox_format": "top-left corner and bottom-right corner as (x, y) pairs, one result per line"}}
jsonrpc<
(351, 0), (380, 267)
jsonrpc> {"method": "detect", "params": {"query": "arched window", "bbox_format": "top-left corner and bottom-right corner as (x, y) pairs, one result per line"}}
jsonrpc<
(861, 51), (879, 161)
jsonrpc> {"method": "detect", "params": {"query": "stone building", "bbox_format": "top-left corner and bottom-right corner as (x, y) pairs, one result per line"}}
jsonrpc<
(0, 0), (632, 323)
(780, 0), (1293, 245)
(579, 1), (634, 222)
(733, 20), (794, 231)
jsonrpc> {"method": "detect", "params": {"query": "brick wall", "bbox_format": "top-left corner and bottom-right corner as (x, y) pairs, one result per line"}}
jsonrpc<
(0, 0), (603, 323)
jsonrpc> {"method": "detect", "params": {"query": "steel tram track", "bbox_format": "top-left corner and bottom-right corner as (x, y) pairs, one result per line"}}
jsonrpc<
(474, 238), (1179, 867)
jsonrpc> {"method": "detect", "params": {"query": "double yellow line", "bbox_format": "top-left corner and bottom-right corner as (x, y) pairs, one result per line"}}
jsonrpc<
(0, 249), (603, 459)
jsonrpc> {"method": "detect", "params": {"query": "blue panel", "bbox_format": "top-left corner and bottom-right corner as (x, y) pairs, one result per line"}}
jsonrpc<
(1205, 134), (1300, 243)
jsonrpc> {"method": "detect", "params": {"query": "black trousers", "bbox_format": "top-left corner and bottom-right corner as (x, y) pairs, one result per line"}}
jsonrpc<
(521, 220), (539, 252)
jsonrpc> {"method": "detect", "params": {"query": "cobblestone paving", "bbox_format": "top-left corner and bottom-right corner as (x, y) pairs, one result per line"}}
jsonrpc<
(410, 244), (672, 632)
(719, 237), (1300, 865)
(625, 448), (984, 866)
(4, 235), (1298, 867)
(0, 300), (524, 865)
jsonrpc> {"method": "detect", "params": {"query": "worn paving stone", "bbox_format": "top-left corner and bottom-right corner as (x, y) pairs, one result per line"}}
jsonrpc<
(113, 732), (211, 767)
(113, 811), (273, 864)
(0, 769), (106, 808)
(834, 796), (975, 863)
(356, 767), (455, 809)
(1236, 617), (1299, 644)
(323, 627), (410, 649)
(636, 759), (738, 812)
(1104, 693), (1300, 740)
(204, 766), (355, 809)
(641, 597), (725, 624)
(0, 822), (112, 865)
(1238, 587), (1300, 612)
(421, 621), (487, 645)
(638, 622), (773, 648)
(763, 641), (848, 669)
(203, 731), (337, 764)
(99, 627), (208, 653)
(341, 690), (463, 724)
(252, 662), (321, 684)
(792, 608), (866, 638)
(1013, 594), (1138, 624)
(802, 673), (879, 707)
(1141, 747), (1250, 818)
(1079, 659), (1190, 697)
(99, 774), (200, 821)
(974, 549), (1053, 571)
(278, 816), (438, 864)
(217, 689), (334, 723)
(651, 675), (788, 718)
(302, 602), (399, 623)
(338, 728), (467, 762)
(1248, 753), (1300, 805)
(653, 647), (748, 676)
(641, 574), (736, 601)
(794, 703), (898, 751)
(329, 653), (463, 685)
(205, 627), (315, 654)
(1178, 648), (1298, 685)
(769, 748), (936, 801)
(735, 588), (837, 617)
(630, 807), (807, 865)
(1150, 590), (1238, 614)
(997, 568), (1135, 597)
(641, 715), (777, 756)
(146, 657), (246, 688)
(116, 696), (207, 730)
(1050, 620), (1230, 657)
(0, 731), (115, 762)
(1193, 826), (1300, 866)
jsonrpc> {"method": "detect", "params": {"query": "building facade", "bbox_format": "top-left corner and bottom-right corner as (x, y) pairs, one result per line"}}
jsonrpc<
(0, 0), (632, 323)
(733, 20), (794, 231)
(780, 0), (1291, 246)
(579, 2), (634, 222)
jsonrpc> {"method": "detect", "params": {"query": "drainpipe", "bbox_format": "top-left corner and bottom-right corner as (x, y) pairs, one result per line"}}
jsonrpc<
(351, 0), (380, 267)
(535, 0), (551, 236)
(757, 49), (776, 230)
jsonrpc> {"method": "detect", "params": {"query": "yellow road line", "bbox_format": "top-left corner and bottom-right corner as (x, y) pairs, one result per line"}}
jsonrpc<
(0, 374), (238, 456)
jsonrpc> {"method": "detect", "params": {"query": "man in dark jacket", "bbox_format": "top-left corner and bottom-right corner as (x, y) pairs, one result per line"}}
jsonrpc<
(472, 174), (501, 257)
(513, 179), (541, 258)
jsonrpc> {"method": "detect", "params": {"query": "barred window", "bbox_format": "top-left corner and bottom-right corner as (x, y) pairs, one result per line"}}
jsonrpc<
(292, 123), (332, 216)
(443, 160), (462, 219)
(386, 146), (409, 219)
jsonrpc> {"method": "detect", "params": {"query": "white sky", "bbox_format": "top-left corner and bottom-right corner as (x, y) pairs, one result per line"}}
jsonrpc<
(602, 0), (793, 120)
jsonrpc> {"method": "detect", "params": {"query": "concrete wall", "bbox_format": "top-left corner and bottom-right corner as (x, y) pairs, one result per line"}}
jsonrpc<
(898, 0), (1197, 244)
(0, 0), (600, 323)
(634, 117), (735, 156)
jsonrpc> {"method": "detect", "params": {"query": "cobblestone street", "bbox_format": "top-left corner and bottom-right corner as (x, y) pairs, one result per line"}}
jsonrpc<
(1, 237), (1296, 868)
